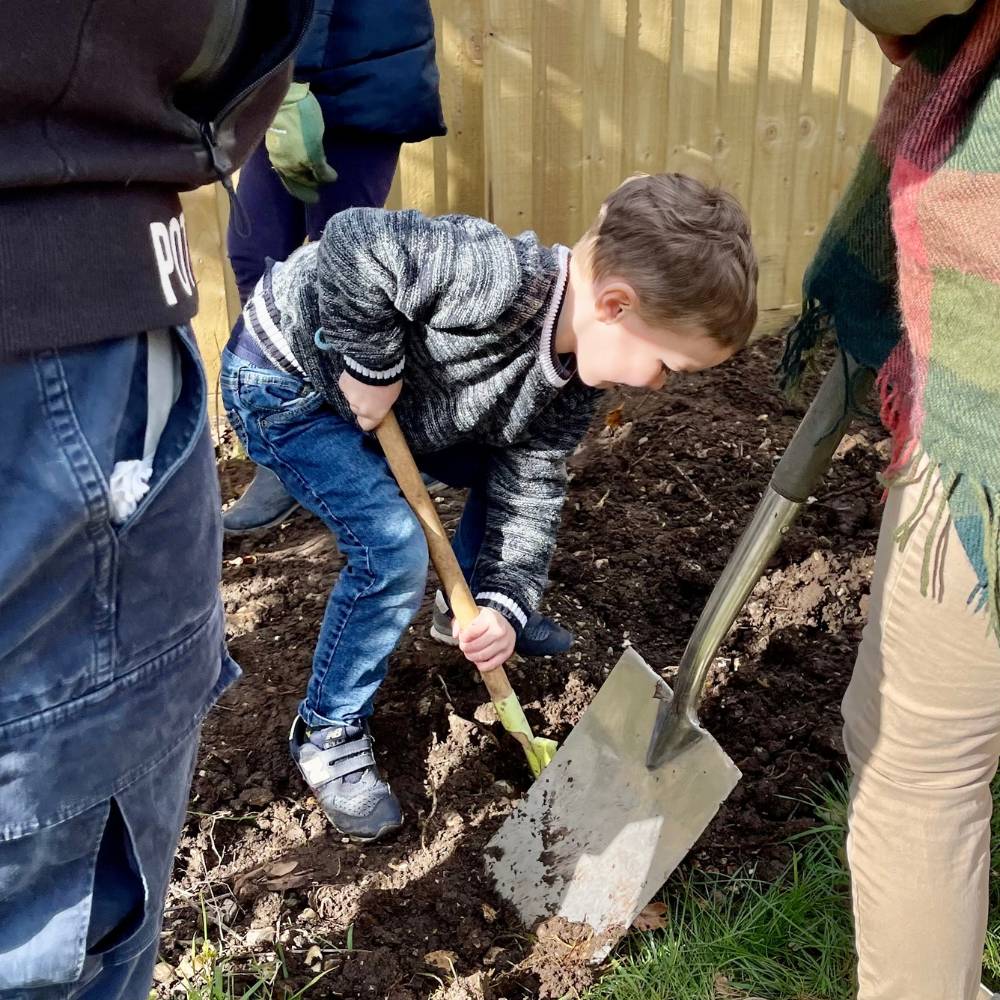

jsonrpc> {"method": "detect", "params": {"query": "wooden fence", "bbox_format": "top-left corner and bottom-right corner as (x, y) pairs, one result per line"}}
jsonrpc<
(185, 0), (890, 401)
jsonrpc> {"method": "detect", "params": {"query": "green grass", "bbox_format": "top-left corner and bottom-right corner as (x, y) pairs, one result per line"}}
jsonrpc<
(983, 772), (1000, 989)
(587, 777), (1000, 1000)
(170, 946), (326, 1000)
(156, 902), (330, 1000)
(585, 783), (855, 1000)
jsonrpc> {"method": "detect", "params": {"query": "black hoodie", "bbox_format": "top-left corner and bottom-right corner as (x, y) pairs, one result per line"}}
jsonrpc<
(0, 0), (312, 357)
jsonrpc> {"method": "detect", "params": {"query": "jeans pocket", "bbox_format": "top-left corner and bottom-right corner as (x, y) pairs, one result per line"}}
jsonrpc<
(1, 337), (128, 724)
(113, 331), (222, 668)
(236, 369), (322, 427)
(0, 326), (221, 725)
(0, 795), (151, 994)
(112, 326), (207, 537)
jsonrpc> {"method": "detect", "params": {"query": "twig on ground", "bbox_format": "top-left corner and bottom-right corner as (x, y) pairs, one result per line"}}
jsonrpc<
(419, 785), (439, 851)
(670, 461), (713, 510)
(435, 672), (454, 708)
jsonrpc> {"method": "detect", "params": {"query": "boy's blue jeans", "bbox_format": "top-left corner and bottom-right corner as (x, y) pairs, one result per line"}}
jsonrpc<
(0, 328), (237, 998)
(220, 348), (487, 727)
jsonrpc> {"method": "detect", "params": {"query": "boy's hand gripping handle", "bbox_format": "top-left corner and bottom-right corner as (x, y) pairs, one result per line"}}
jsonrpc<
(374, 412), (557, 777)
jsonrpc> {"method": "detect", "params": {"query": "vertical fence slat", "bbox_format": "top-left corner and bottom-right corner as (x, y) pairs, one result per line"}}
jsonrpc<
(483, 0), (534, 233)
(665, 0), (686, 182)
(842, 20), (885, 176)
(582, 0), (628, 232)
(747, 0), (809, 311)
(438, 0), (486, 217)
(398, 134), (437, 213)
(623, 0), (672, 179)
(715, 0), (764, 203)
(829, 13), (857, 213)
(181, 184), (231, 420)
(783, 0), (847, 304)
(533, 0), (585, 244)
(669, 0), (723, 185)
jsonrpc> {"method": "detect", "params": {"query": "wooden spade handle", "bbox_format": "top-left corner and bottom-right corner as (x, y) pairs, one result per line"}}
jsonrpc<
(374, 411), (515, 703)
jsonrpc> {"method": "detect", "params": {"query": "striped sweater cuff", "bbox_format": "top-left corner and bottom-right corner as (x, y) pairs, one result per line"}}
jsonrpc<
(475, 590), (530, 635)
(342, 354), (405, 386)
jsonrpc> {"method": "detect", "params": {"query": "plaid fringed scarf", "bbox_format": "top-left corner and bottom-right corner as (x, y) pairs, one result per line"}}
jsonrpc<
(781, 1), (1000, 638)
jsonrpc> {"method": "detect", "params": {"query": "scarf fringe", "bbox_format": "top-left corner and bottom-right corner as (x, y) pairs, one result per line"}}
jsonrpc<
(782, 309), (1000, 641)
(780, 303), (880, 439)
(972, 480), (1000, 639)
(875, 343), (920, 480)
(889, 454), (1000, 641)
(778, 298), (832, 395)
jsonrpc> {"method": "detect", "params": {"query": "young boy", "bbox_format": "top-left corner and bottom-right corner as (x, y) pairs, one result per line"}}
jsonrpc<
(220, 172), (758, 842)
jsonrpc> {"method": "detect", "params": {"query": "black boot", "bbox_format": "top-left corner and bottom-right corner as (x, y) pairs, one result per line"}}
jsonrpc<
(223, 466), (299, 534)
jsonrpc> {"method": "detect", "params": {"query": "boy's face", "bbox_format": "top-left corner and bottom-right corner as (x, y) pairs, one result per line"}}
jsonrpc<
(572, 275), (734, 389)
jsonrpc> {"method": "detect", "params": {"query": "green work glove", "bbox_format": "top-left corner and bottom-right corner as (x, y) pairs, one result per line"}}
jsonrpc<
(264, 82), (338, 203)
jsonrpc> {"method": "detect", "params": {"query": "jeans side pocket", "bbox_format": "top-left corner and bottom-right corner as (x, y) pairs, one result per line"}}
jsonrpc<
(112, 326), (206, 538)
(0, 724), (198, 995)
(107, 324), (227, 672)
(235, 368), (322, 428)
(0, 798), (136, 992)
(0, 341), (128, 723)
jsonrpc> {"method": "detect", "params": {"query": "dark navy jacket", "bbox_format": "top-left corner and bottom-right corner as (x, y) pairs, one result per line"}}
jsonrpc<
(295, 0), (446, 143)
(0, 0), (312, 356)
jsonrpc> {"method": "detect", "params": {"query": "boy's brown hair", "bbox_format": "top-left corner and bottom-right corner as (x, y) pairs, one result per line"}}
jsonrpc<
(585, 173), (758, 348)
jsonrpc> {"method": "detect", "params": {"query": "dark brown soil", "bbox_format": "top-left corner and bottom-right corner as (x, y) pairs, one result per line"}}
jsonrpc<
(157, 338), (884, 998)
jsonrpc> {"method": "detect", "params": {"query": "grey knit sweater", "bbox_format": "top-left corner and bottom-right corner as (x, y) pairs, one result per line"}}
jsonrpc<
(241, 207), (601, 633)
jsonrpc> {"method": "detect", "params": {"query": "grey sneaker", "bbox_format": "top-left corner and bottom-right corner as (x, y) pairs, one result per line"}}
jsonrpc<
(429, 591), (460, 647)
(288, 716), (402, 842)
(429, 591), (575, 656)
(223, 466), (299, 535)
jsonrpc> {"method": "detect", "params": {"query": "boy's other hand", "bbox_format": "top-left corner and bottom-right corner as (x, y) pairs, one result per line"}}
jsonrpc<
(453, 607), (515, 673)
(338, 370), (402, 430)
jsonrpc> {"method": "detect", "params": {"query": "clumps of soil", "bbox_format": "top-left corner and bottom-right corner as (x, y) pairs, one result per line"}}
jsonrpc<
(156, 339), (884, 997)
(507, 918), (623, 998)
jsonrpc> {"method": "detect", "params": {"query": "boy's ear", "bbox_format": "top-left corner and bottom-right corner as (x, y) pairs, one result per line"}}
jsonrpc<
(594, 280), (638, 323)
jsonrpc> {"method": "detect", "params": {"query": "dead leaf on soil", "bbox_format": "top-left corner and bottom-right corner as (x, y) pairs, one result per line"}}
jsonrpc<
(631, 900), (669, 932)
(265, 859), (299, 878)
(262, 871), (311, 891)
(233, 857), (313, 896)
(152, 961), (174, 984)
(424, 949), (459, 974)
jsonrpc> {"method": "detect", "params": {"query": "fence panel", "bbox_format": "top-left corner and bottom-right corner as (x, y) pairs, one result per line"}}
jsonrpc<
(187, 0), (888, 396)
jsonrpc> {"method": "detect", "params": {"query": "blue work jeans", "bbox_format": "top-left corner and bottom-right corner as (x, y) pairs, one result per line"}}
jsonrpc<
(220, 349), (487, 727)
(224, 127), (405, 526)
(227, 132), (401, 302)
(0, 328), (237, 998)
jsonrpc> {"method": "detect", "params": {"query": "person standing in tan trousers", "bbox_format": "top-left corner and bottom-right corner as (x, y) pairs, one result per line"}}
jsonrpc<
(782, 2), (1000, 997)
